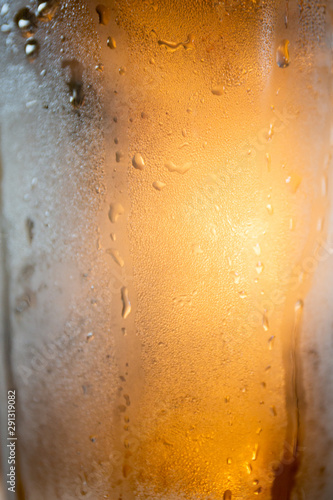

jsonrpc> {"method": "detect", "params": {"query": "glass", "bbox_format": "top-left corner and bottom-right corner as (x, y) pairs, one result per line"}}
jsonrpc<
(0, 1), (332, 499)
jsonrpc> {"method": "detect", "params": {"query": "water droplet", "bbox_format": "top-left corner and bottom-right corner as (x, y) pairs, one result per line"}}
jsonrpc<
(1, 23), (11, 33)
(239, 291), (247, 299)
(295, 299), (303, 312)
(119, 66), (126, 75)
(256, 262), (264, 274)
(231, 271), (240, 284)
(254, 487), (262, 495)
(121, 287), (131, 319)
(1, 4), (9, 16)
(246, 462), (252, 474)
(106, 248), (124, 267)
(262, 313), (269, 331)
(107, 36), (116, 49)
(25, 39), (39, 59)
(266, 153), (271, 171)
(289, 218), (295, 230)
(15, 8), (36, 36)
(252, 443), (259, 461)
(110, 233), (116, 241)
(276, 39), (290, 68)
(108, 202), (124, 223)
(165, 160), (192, 174)
(266, 203), (273, 215)
(270, 405), (277, 416)
(253, 243), (261, 256)
(268, 335), (275, 350)
(37, 1), (58, 22)
(152, 180), (166, 191)
(223, 491), (232, 500)
(211, 84), (224, 96)
(227, 457), (232, 465)
(116, 150), (124, 162)
(96, 4), (111, 25)
(86, 332), (94, 342)
(122, 463), (132, 478)
(95, 63), (104, 72)
(286, 172), (302, 193)
(158, 33), (194, 52)
(132, 153), (145, 170)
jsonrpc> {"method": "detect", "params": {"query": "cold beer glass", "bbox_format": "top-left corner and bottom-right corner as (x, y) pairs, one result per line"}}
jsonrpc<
(0, 0), (333, 499)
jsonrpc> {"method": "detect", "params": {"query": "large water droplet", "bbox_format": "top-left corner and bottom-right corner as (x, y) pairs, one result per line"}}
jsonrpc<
(96, 4), (111, 25)
(106, 248), (124, 267)
(132, 153), (145, 170)
(152, 181), (166, 191)
(165, 160), (192, 174)
(262, 313), (269, 331)
(252, 443), (259, 461)
(36, 1), (58, 22)
(276, 40), (290, 68)
(107, 36), (116, 49)
(25, 39), (39, 60)
(15, 8), (36, 37)
(108, 202), (124, 223)
(121, 287), (131, 319)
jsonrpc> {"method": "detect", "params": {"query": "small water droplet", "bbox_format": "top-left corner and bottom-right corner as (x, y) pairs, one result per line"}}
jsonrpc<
(253, 243), (261, 256)
(165, 160), (192, 174)
(132, 153), (145, 170)
(1, 4), (9, 16)
(86, 332), (94, 342)
(107, 36), (116, 49)
(211, 84), (224, 96)
(121, 287), (131, 319)
(108, 202), (124, 223)
(95, 63), (104, 72)
(37, 1), (58, 22)
(286, 172), (302, 193)
(254, 487), (262, 495)
(266, 153), (271, 171)
(25, 39), (39, 59)
(223, 491), (232, 500)
(239, 291), (247, 299)
(256, 262), (264, 274)
(227, 457), (232, 465)
(116, 150), (124, 162)
(276, 39), (290, 68)
(262, 313), (269, 331)
(266, 203), (273, 215)
(268, 335), (275, 350)
(15, 8), (36, 36)
(1, 23), (11, 33)
(96, 4), (111, 25)
(246, 462), (252, 474)
(252, 443), (259, 461)
(152, 180), (166, 191)
(119, 66), (126, 75)
(106, 248), (124, 267)
(270, 405), (277, 416)
(122, 463), (132, 478)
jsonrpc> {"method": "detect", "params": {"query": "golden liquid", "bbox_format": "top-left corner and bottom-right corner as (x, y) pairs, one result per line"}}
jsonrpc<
(3, 1), (331, 499)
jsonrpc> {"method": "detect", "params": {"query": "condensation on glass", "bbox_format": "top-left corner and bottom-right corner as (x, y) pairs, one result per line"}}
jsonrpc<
(0, 1), (333, 499)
